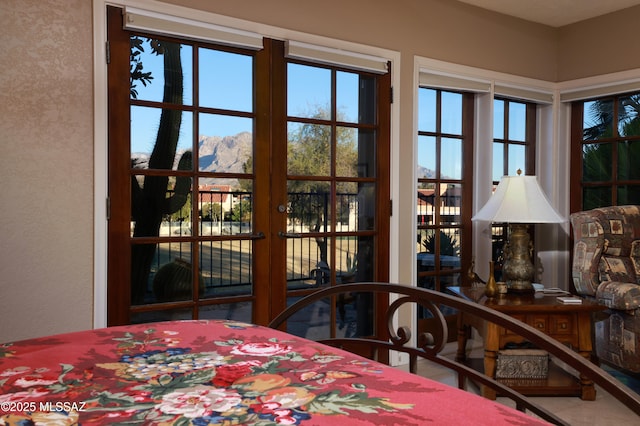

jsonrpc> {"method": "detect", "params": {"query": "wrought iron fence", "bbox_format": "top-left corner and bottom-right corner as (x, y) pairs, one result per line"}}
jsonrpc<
(142, 190), (361, 299)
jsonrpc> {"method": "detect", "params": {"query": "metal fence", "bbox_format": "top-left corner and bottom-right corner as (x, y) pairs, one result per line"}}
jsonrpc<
(142, 190), (361, 298)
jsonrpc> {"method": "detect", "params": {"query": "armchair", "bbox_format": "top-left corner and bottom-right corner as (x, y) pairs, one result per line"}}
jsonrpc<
(570, 205), (640, 374)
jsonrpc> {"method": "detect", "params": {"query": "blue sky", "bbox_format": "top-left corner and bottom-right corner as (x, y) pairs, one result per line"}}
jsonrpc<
(131, 39), (528, 180)
(417, 88), (527, 181)
(130, 41), (360, 155)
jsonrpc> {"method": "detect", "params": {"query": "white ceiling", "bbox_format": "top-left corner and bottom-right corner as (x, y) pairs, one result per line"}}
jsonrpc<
(457, 0), (640, 27)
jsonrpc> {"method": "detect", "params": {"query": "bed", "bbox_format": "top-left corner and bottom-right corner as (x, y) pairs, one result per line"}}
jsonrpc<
(2, 283), (639, 425)
(1, 319), (546, 425)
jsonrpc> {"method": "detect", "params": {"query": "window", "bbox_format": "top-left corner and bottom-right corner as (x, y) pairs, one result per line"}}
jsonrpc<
(416, 60), (557, 295)
(491, 98), (536, 278)
(570, 92), (640, 211)
(416, 64), (550, 293)
(416, 87), (473, 296)
(493, 99), (535, 181)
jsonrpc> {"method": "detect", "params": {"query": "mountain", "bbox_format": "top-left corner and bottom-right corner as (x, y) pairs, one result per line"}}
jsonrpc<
(417, 165), (435, 179)
(131, 132), (252, 186)
(198, 132), (252, 173)
(133, 132), (434, 183)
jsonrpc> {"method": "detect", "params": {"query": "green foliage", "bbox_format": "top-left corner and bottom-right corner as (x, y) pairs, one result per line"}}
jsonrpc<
(169, 193), (191, 222)
(421, 231), (460, 257)
(286, 108), (358, 184)
(278, 106), (361, 264)
(583, 99), (615, 141)
(307, 390), (401, 415)
(582, 95), (640, 208)
(201, 202), (223, 221)
(285, 106), (358, 231)
(287, 120), (331, 179)
(130, 37), (153, 99)
(618, 95), (640, 137)
(231, 199), (252, 222)
(582, 143), (612, 182)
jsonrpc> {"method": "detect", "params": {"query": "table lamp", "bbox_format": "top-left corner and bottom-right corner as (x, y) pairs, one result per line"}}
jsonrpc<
(472, 171), (565, 293)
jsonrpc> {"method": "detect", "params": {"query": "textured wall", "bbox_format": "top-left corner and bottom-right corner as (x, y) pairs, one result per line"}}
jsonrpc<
(0, 0), (94, 342)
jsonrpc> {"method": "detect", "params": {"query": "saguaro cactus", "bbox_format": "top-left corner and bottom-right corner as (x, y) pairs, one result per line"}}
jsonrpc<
(130, 40), (192, 304)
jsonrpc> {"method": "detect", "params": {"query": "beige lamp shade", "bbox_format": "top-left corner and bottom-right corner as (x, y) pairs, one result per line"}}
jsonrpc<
(472, 175), (565, 224)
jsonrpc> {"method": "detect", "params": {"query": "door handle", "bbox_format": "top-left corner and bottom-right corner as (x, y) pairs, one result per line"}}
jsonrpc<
(238, 231), (265, 240)
(278, 231), (302, 239)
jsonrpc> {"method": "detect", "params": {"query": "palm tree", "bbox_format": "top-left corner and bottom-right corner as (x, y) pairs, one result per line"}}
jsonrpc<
(581, 95), (640, 209)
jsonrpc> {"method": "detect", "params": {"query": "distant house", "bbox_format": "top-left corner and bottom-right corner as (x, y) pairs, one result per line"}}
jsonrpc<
(417, 185), (461, 225)
(198, 184), (232, 218)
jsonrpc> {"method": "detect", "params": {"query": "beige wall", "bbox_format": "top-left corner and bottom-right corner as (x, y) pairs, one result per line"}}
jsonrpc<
(2, 0), (640, 343)
(557, 6), (640, 81)
(167, 0), (559, 81)
(1, 0), (94, 342)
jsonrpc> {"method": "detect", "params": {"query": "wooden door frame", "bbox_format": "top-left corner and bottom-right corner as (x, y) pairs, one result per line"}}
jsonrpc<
(105, 9), (392, 327)
(253, 38), (287, 325)
(107, 6), (132, 325)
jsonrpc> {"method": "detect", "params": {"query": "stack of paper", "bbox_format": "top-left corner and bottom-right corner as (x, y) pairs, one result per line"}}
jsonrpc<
(533, 283), (571, 295)
(557, 296), (583, 304)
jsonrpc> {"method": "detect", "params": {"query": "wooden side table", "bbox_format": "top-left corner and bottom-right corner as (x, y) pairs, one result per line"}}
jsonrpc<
(449, 286), (605, 400)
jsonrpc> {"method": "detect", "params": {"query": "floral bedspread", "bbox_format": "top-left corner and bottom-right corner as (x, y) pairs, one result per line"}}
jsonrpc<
(0, 320), (548, 425)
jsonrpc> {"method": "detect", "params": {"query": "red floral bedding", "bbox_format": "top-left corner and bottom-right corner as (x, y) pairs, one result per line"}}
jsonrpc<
(0, 320), (549, 425)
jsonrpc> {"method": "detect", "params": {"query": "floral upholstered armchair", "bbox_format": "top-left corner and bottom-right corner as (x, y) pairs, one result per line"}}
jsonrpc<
(570, 205), (640, 374)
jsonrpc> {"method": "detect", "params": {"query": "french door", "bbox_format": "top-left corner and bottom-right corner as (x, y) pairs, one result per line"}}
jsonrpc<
(106, 7), (390, 335)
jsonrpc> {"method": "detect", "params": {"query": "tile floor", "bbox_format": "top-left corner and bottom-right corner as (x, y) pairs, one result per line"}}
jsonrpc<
(397, 343), (639, 425)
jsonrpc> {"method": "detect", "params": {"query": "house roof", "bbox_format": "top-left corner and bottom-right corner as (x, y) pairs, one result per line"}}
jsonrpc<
(198, 184), (230, 204)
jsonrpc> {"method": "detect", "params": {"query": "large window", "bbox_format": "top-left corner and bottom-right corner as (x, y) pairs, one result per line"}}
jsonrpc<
(571, 92), (640, 211)
(491, 98), (536, 278)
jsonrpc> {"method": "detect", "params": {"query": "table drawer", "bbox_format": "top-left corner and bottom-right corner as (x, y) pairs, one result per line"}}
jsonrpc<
(550, 315), (574, 335)
(528, 314), (549, 333)
(501, 314), (548, 335)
